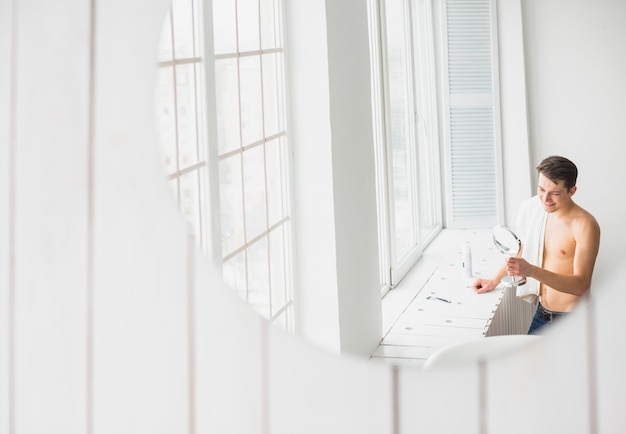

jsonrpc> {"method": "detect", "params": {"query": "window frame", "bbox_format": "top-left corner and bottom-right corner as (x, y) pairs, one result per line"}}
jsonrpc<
(156, 0), (295, 331)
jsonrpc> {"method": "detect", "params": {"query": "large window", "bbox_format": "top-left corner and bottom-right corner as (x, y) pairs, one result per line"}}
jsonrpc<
(212, 0), (293, 329)
(370, 0), (443, 292)
(370, 0), (503, 292)
(155, 0), (208, 249)
(155, 0), (293, 330)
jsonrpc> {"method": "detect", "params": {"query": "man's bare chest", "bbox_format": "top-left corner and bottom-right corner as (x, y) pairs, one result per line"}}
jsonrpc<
(543, 219), (576, 262)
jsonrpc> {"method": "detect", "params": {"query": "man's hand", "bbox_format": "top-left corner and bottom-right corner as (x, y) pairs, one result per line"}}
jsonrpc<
(505, 257), (532, 278)
(472, 278), (498, 294)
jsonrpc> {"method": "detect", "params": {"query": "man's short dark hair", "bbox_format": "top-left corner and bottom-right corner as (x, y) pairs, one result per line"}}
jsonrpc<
(536, 155), (578, 191)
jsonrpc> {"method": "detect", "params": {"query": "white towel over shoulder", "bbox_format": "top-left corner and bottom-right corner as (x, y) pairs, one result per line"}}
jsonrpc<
(515, 195), (548, 304)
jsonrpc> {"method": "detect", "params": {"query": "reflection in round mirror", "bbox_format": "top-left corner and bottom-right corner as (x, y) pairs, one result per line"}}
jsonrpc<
(152, 0), (536, 365)
(492, 225), (521, 256)
(491, 225), (525, 286)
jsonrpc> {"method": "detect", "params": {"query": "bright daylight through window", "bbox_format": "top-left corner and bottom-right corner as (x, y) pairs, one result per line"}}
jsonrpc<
(155, 0), (294, 330)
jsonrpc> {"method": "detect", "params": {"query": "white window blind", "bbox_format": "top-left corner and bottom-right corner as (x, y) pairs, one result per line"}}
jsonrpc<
(441, 0), (503, 228)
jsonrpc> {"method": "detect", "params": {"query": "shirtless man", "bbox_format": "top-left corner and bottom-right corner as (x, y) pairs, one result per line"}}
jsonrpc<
(471, 156), (601, 334)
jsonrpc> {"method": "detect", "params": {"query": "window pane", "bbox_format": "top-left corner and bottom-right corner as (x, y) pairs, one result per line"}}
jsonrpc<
(412, 0), (442, 241)
(207, 0), (293, 331)
(220, 154), (245, 256)
(260, 0), (280, 49)
(237, 0), (260, 52)
(262, 52), (284, 137)
(248, 238), (270, 317)
(215, 58), (241, 155)
(179, 170), (202, 239)
(384, 0), (417, 262)
(243, 145), (267, 240)
(155, 0), (209, 251)
(265, 137), (286, 226)
(212, 0), (237, 54)
(157, 11), (173, 62)
(154, 67), (177, 175)
(172, 0), (196, 58)
(176, 63), (201, 169)
(239, 56), (264, 146)
(417, 132), (440, 241)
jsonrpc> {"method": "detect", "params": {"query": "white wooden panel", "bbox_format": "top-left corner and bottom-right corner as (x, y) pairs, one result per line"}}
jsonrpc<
(371, 356), (426, 368)
(194, 257), (264, 434)
(593, 252), (626, 434)
(486, 306), (591, 433)
(389, 323), (483, 339)
(12, 1), (90, 433)
(0, 0), (12, 431)
(269, 328), (393, 434)
(91, 0), (192, 432)
(381, 331), (475, 349)
(400, 366), (481, 433)
(91, 13), (191, 434)
(418, 283), (503, 309)
(372, 344), (433, 359)
(395, 314), (488, 329)
(404, 298), (494, 320)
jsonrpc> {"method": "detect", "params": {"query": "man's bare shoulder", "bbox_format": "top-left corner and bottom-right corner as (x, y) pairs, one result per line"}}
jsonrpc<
(572, 204), (600, 239)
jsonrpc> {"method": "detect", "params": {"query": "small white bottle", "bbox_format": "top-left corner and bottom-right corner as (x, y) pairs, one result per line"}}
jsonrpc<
(462, 241), (473, 277)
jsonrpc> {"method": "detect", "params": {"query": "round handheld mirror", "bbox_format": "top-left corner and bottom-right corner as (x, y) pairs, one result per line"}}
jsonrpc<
(491, 225), (526, 286)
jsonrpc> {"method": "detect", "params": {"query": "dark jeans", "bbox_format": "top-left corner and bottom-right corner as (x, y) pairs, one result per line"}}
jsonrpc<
(528, 302), (568, 335)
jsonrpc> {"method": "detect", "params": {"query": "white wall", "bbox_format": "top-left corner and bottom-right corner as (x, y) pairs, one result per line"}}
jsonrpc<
(287, 0), (382, 357)
(497, 0), (534, 224)
(521, 0), (626, 280)
(0, 0), (13, 428)
(324, 0), (382, 357)
(2, 0), (626, 433)
(285, 0), (342, 355)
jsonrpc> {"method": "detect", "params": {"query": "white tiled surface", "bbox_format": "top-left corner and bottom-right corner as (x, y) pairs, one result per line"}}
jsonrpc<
(373, 229), (509, 368)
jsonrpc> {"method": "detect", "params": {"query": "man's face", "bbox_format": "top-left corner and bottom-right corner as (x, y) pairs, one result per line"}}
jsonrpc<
(537, 173), (575, 213)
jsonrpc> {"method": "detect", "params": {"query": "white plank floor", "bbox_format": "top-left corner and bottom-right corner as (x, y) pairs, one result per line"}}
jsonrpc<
(371, 229), (507, 368)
